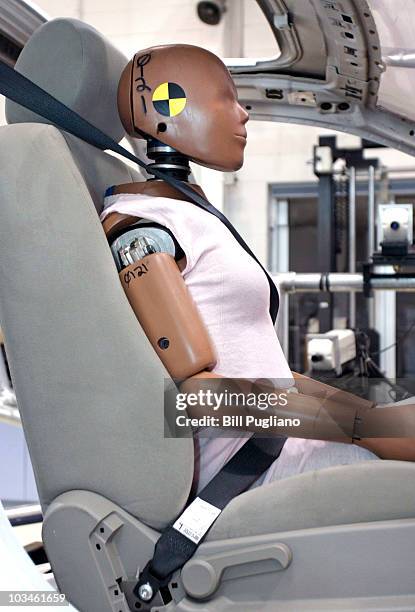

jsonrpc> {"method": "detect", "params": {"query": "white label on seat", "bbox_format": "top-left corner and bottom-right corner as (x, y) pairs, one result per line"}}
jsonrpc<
(173, 497), (221, 544)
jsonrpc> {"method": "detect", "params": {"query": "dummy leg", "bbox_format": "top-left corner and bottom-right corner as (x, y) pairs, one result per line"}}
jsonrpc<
(249, 438), (379, 488)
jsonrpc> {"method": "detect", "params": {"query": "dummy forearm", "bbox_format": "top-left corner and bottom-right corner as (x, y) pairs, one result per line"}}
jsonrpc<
(180, 372), (371, 442)
(180, 373), (415, 441)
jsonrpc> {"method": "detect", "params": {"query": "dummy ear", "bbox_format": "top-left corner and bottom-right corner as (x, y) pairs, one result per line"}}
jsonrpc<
(117, 58), (135, 136)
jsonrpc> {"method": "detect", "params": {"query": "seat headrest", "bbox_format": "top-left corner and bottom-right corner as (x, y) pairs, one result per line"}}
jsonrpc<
(6, 18), (127, 143)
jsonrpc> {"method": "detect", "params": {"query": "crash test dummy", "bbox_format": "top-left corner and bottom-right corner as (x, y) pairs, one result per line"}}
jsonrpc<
(101, 44), (415, 494)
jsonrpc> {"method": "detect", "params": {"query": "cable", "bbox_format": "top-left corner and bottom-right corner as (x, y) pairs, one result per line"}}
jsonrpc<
(371, 319), (415, 356)
(354, 329), (411, 401)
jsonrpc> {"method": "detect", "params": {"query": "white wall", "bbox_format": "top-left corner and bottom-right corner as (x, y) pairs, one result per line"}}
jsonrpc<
(37, 0), (227, 55)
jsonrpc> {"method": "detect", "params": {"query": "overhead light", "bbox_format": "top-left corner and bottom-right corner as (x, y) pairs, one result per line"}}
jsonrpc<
(197, 1), (227, 26)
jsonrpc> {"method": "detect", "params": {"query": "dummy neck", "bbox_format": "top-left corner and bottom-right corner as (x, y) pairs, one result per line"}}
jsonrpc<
(111, 139), (207, 201)
(146, 137), (191, 182)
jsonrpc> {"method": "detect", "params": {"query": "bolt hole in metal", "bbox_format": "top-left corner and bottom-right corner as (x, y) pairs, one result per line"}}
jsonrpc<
(157, 122), (167, 132)
(338, 102), (350, 111)
(96, 543), (101, 550)
(266, 88), (284, 99)
(320, 102), (333, 111)
(100, 527), (104, 533)
(410, 130), (415, 136)
(246, 105), (252, 110)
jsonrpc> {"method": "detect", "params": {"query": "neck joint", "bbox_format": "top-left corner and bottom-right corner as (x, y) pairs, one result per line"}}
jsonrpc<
(146, 138), (191, 182)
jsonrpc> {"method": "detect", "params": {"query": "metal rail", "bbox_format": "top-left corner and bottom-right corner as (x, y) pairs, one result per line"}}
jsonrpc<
(5, 503), (42, 527)
(275, 272), (415, 293)
(348, 167), (357, 327)
(275, 271), (415, 358)
(367, 165), (376, 327)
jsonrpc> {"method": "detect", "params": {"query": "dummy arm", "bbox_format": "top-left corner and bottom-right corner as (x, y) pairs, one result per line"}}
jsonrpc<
(104, 213), (415, 446)
(181, 373), (415, 447)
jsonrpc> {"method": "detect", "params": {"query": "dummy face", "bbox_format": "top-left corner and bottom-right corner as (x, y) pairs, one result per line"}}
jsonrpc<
(118, 45), (249, 172)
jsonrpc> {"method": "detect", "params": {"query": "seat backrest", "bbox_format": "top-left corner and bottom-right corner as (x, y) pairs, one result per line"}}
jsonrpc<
(0, 18), (193, 531)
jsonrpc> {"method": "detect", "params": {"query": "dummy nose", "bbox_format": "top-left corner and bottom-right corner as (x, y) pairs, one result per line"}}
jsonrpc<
(239, 104), (249, 125)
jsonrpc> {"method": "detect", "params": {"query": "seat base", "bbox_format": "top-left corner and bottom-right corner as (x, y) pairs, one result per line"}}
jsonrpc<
(43, 491), (415, 612)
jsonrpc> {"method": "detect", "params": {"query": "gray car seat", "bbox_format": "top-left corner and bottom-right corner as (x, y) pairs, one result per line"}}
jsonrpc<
(2, 17), (415, 612)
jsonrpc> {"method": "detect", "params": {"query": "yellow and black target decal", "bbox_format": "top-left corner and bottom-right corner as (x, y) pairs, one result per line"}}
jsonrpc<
(152, 82), (187, 117)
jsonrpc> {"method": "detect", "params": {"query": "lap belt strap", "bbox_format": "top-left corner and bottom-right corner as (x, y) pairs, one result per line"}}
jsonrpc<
(0, 60), (279, 323)
(135, 436), (286, 602)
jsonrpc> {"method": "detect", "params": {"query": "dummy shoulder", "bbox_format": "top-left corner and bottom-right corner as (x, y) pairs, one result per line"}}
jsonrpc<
(109, 220), (185, 271)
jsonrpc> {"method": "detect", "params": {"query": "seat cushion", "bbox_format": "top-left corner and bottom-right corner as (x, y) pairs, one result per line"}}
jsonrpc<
(207, 460), (415, 540)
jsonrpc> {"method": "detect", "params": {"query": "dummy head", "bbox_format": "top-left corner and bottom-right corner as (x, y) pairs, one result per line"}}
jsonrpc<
(118, 44), (249, 172)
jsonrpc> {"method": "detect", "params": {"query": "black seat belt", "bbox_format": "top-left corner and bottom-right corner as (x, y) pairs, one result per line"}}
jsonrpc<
(0, 60), (279, 323)
(135, 436), (286, 602)
(0, 59), (287, 603)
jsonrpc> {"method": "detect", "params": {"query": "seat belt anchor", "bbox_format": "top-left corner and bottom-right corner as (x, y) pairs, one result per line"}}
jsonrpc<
(134, 561), (169, 604)
(137, 582), (153, 602)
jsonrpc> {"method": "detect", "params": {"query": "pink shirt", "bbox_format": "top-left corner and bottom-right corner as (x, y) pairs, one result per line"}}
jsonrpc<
(101, 193), (294, 491)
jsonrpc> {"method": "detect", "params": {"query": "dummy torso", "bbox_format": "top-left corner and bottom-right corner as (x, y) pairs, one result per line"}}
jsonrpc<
(102, 189), (296, 491)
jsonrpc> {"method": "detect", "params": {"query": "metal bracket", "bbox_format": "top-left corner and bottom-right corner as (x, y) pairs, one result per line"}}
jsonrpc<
(273, 12), (290, 31)
(229, 0), (302, 73)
